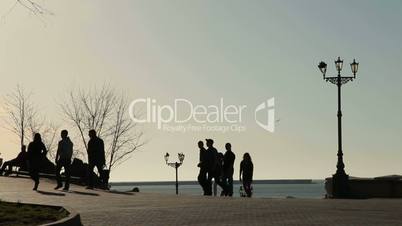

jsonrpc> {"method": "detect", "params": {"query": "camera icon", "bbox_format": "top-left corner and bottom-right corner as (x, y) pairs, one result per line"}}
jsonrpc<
(255, 98), (275, 132)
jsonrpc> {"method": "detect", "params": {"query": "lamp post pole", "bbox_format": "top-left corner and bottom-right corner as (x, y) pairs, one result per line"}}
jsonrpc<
(336, 68), (345, 177)
(175, 162), (179, 195)
(164, 152), (185, 195)
(318, 57), (359, 198)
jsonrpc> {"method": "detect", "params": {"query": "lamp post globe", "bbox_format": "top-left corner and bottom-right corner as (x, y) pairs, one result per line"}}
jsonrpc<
(178, 153), (185, 163)
(318, 61), (327, 78)
(335, 56), (344, 72)
(164, 152), (169, 163)
(350, 59), (359, 76)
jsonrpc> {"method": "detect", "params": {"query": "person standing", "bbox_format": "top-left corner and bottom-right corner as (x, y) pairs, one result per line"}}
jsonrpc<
(223, 143), (235, 196)
(86, 129), (106, 189)
(205, 139), (226, 196)
(27, 133), (47, 190)
(197, 141), (209, 195)
(239, 152), (253, 197)
(205, 139), (217, 196)
(55, 130), (73, 191)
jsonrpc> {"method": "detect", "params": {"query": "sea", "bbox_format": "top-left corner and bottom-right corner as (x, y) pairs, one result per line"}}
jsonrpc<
(110, 180), (326, 199)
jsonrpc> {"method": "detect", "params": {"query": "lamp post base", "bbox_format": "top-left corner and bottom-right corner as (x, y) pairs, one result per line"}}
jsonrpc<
(332, 173), (349, 198)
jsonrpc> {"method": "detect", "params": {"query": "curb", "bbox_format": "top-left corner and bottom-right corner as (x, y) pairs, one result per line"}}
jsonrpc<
(40, 206), (82, 226)
(2, 201), (83, 226)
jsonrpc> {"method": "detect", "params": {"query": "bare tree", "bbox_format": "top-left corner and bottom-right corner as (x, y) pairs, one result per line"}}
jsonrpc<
(16, 0), (53, 16)
(2, 0), (53, 24)
(26, 109), (58, 159)
(40, 123), (60, 159)
(106, 94), (144, 170)
(60, 85), (144, 172)
(60, 86), (115, 157)
(2, 85), (59, 159)
(2, 85), (36, 147)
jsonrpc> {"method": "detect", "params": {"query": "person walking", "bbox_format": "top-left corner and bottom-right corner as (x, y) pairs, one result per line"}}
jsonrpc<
(55, 130), (73, 191)
(223, 143), (235, 196)
(197, 141), (209, 195)
(205, 139), (226, 196)
(205, 139), (217, 195)
(86, 129), (106, 189)
(215, 152), (227, 196)
(239, 152), (254, 197)
(27, 133), (47, 190)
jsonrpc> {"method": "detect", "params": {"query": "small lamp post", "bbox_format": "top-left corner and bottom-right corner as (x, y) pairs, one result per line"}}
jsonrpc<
(318, 57), (359, 198)
(164, 152), (185, 195)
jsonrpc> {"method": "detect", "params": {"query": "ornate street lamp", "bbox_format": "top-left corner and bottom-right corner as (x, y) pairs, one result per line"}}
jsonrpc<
(318, 57), (359, 198)
(164, 152), (185, 195)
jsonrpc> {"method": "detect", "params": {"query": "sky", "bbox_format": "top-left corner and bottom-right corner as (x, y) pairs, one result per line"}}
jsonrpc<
(0, 0), (402, 182)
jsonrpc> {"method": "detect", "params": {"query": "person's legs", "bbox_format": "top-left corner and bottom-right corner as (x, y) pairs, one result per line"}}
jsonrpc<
(34, 170), (40, 189)
(243, 181), (252, 197)
(214, 174), (227, 196)
(29, 161), (39, 190)
(197, 171), (204, 192)
(95, 163), (104, 185)
(31, 169), (39, 190)
(221, 175), (227, 195)
(64, 160), (71, 190)
(205, 171), (213, 196)
(88, 162), (105, 188)
(213, 179), (217, 196)
(227, 176), (233, 196)
(242, 181), (247, 197)
(29, 164), (35, 181)
(55, 161), (63, 189)
(247, 185), (252, 197)
(197, 168), (208, 195)
(87, 162), (95, 188)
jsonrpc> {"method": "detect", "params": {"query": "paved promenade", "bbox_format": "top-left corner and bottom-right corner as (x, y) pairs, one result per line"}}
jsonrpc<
(1, 176), (402, 226)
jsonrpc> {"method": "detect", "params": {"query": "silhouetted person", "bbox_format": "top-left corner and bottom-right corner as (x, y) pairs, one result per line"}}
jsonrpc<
(27, 133), (47, 190)
(70, 158), (86, 183)
(0, 145), (28, 176)
(204, 139), (226, 196)
(197, 141), (209, 195)
(86, 129), (106, 189)
(223, 143), (235, 196)
(240, 152), (253, 197)
(215, 152), (227, 196)
(204, 139), (217, 195)
(55, 130), (73, 191)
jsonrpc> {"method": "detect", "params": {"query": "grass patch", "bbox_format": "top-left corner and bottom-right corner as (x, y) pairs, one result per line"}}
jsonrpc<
(0, 201), (68, 226)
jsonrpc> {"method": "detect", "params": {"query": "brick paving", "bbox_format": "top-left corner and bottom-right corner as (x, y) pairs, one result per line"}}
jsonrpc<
(1, 176), (402, 226)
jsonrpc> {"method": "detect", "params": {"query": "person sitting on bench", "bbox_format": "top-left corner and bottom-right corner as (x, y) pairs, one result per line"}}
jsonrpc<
(0, 145), (28, 176)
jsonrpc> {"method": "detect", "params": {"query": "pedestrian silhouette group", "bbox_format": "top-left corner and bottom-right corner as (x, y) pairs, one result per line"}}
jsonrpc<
(1, 133), (255, 198)
(197, 139), (254, 197)
(0, 129), (106, 191)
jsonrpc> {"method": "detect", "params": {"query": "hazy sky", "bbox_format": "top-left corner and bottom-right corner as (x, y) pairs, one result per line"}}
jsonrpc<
(1, 0), (402, 182)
